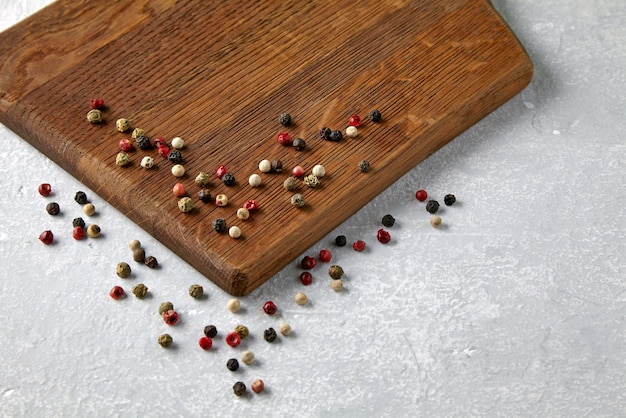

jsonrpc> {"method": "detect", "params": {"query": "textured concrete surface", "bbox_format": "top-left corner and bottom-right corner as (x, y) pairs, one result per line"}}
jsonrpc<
(0, 1), (624, 417)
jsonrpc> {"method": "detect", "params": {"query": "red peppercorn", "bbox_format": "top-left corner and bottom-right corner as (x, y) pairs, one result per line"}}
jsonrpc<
(277, 132), (292, 146)
(172, 183), (186, 197)
(72, 226), (85, 240)
(226, 331), (241, 347)
(319, 249), (332, 263)
(109, 286), (125, 300)
(39, 230), (54, 245)
(163, 310), (179, 325)
(415, 189), (428, 202)
(353, 240), (366, 252)
(349, 115), (362, 127)
(89, 98), (104, 109)
(263, 301), (277, 315)
(198, 337), (213, 350)
(38, 183), (52, 197)
(153, 137), (166, 147)
(377, 228), (391, 244)
(300, 255), (317, 270)
(118, 138), (133, 152)
(292, 165), (304, 178)
(215, 164), (227, 179)
(300, 271), (313, 286)
(244, 199), (260, 211)
(157, 145), (170, 158)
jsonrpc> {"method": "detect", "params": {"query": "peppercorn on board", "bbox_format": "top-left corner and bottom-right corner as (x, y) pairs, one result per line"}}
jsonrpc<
(0, 0), (532, 295)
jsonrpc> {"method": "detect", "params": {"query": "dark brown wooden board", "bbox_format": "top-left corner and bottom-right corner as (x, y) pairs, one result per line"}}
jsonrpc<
(0, 0), (532, 295)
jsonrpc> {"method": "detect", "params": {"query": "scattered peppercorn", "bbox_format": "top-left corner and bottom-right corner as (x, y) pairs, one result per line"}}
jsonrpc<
(74, 191), (88, 205)
(237, 208), (250, 220)
(345, 126), (358, 138)
(381, 214), (395, 227)
(212, 218), (227, 233)
(369, 109), (382, 122)
(157, 145), (170, 158)
(131, 128), (145, 139)
(312, 164), (326, 177)
(158, 334), (173, 348)
(38, 183), (51, 197)
(229, 226), (242, 239)
(263, 327), (277, 342)
(132, 283), (148, 298)
(215, 164), (227, 179)
(279, 323), (292, 336)
(83, 203), (96, 216)
(188, 284), (204, 299)
(87, 224), (101, 238)
(72, 217), (85, 229)
(234, 324), (249, 339)
(335, 235), (347, 247)
(303, 174), (319, 188)
(251, 379), (265, 394)
(258, 159), (272, 173)
(301, 255), (317, 270)
(444, 194), (456, 206)
(328, 265), (344, 280)
(358, 160), (370, 173)
(226, 358), (239, 371)
(140, 156), (154, 169)
(319, 127), (331, 140)
(277, 132), (292, 146)
(226, 331), (242, 347)
(172, 183), (186, 197)
(283, 177), (298, 191)
(171, 164), (185, 177)
(86, 109), (102, 124)
(133, 248), (146, 263)
(204, 325), (218, 338)
(426, 200), (440, 214)
(233, 382), (246, 397)
(116, 262), (131, 278)
(135, 135), (152, 150)
(159, 301), (174, 316)
(116, 152), (131, 166)
(294, 291), (308, 305)
(292, 137), (306, 151)
(178, 197), (194, 213)
(72, 226), (85, 240)
(319, 249), (332, 263)
(198, 189), (212, 203)
(300, 271), (313, 285)
(89, 98), (104, 109)
(263, 301), (277, 315)
(46, 202), (60, 216)
(415, 189), (428, 202)
(128, 239), (141, 251)
(430, 215), (442, 228)
(199, 337), (213, 350)
(109, 286), (125, 300)
(349, 115), (362, 127)
(377, 229), (391, 244)
(171, 137), (184, 149)
(330, 279), (344, 292)
(215, 194), (228, 206)
(167, 149), (183, 164)
(145, 255), (158, 268)
(241, 350), (255, 365)
(227, 298), (241, 313)
(353, 240), (366, 251)
(291, 193), (305, 208)
(270, 159), (283, 173)
(244, 199), (259, 211)
(195, 172), (210, 187)
(329, 130), (343, 142)
(279, 113), (292, 126)
(291, 165), (304, 178)
(222, 173), (236, 186)
(115, 118), (130, 132)
(39, 230), (54, 245)
(163, 310), (179, 325)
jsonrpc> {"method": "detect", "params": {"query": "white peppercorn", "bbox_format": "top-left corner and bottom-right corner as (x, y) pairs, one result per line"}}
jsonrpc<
(171, 137), (184, 149)
(248, 173), (262, 187)
(259, 159), (272, 173)
(171, 164), (185, 177)
(345, 126), (358, 137)
(236, 208), (250, 220)
(430, 215), (442, 228)
(241, 350), (255, 365)
(227, 298), (241, 313)
(140, 156), (154, 169)
(279, 323), (292, 336)
(229, 226), (242, 239)
(311, 164), (326, 177)
(294, 292), (308, 305)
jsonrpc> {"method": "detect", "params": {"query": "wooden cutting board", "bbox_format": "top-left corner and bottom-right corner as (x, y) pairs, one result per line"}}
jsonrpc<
(0, 0), (532, 295)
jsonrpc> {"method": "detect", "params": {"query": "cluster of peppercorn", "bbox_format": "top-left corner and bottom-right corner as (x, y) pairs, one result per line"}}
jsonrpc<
(415, 189), (457, 228)
(109, 240), (159, 300)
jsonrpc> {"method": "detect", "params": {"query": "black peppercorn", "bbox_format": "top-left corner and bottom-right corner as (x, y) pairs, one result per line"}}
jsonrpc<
(72, 217), (85, 229)
(46, 202), (60, 216)
(74, 191), (88, 205)
(329, 129), (343, 142)
(271, 159), (283, 173)
(135, 135), (152, 150)
(145, 255), (158, 268)
(444, 194), (456, 206)
(198, 189), (212, 203)
(292, 137), (306, 151)
(167, 149), (183, 164)
(358, 160), (370, 173)
(335, 235), (347, 247)
(263, 327), (277, 342)
(369, 109), (382, 123)
(222, 173), (235, 186)
(226, 358), (239, 371)
(319, 127), (331, 140)
(426, 200), (440, 214)
(381, 214), (395, 227)
(204, 325), (217, 338)
(212, 218), (227, 233)
(233, 381), (246, 396)
(279, 113), (292, 126)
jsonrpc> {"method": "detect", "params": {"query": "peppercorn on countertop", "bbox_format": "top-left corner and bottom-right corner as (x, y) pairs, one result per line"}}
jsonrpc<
(0, 0), (624, 416)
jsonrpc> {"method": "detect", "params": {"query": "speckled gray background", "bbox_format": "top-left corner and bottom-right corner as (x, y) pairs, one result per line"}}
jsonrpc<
(0, 1), (624, 417)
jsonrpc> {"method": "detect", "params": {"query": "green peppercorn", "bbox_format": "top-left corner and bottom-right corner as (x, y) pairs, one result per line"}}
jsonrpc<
(381, 214), (395, 227)
(158, 334), (173, 348)
(234, 324), (249, 339)
(188, 284), (204, 299)
(74, 191), (88, 205)
(233, 382), (246, 397)
(335, 235), (347, 246)
(115, 118), (130, 132)
(291, 193), (305, 208)
(426, 200), (440, 214)
(227, 358), (239, 371)
(145, 255), (158, 268)
(284, 176), (298, 191)
(279, 113), (292, 126)
(328, 264), (344, 280)
(212, 218), (227, 233)
(222, 173), (236, 186)
(116, 152), (131, 166)
(159, 302), (174, 316)
(195, 172), (211, 187)
(46, 202), (60, 216)
(132, 283), (148, 298)
(264, 327), (277, 342)
(132, 128), (145, 139)
(369, 109), (382, 123)
(204, 325), (217, 338)
(303, 174), (320, 188)
(86, 109), (102, 124)
(178, 197), (194, 213)
(358, 160), (370, 173)
(444, 194), (456, 206)
(116, 262), (131, 278)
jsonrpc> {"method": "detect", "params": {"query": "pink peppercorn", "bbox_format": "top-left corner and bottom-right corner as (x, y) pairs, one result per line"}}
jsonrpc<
(38, 183), (52, 197)
(301, 256), (317, 270)
(118, 138), (133, 152)
(215, 164), (227, 179)
(39, 230), (54, 245)
(153, 137), (166, 147)
(244, 199), (259, 211)
(109, 286), (125, 300)
(157, 145), (170, 158)
(72, 226), (85, 240)
(226, 331), (241, 347)
(319, 249), (332, 262)
(163, 310), (179, 325)
(292, 165), (304, 177)
(277, 132), (292, 146)
(89, 98), (104, 109)
(377, 229), (391, 244)
(199, 337), (213, 350)
(415, 189), (428, 202)
(172, 183), (186, 197)
(349, 115), (362, 127)
(353, 240), (366, 252)
(263, 301), (277, 315)
(300, 271), (313, 285)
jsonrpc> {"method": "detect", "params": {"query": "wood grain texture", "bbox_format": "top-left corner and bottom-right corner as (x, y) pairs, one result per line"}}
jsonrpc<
(0, 0), (532, 295)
